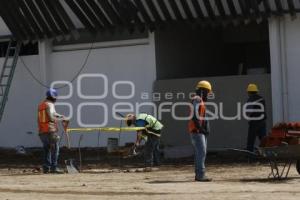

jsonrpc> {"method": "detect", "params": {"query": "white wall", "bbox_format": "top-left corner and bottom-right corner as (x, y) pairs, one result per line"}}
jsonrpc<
(269, 15), (300, 123)
(49, 36), (156, 147)
(0, 55), (45, 147)
(0, 35), (156, 148)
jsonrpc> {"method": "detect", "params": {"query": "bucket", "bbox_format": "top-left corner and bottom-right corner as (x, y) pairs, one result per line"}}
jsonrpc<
(107, 138), (119, 153)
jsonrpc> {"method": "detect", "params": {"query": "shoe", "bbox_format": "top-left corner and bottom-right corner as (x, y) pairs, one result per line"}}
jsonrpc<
(42, 167), (50, 174)
(144, 167), (152, 172)
(50, 168), (64, 174)
(195, 176), (212, 182)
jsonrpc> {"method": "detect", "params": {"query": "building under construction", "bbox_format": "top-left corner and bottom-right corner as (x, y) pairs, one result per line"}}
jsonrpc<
(0, 0), (299, 158)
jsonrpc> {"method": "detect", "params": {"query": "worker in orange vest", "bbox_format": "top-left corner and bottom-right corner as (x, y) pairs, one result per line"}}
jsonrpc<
(38, 88), (67, 174)
(188, 80), (212, 182)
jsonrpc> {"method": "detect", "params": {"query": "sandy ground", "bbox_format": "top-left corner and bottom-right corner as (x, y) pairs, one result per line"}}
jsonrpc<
(0, 163), (300, 200)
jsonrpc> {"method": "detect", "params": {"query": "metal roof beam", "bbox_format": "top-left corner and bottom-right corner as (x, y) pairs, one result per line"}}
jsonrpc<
(65, 0), (96, 34)
(145, 0), (164, 24)
(238, 0), (250, 18)
(180, 0), (195, 22)
(96, 0), (123, 26)
(35, 0), (64, 39)
(85, 0), (113, 29)
(17, 0), (44, 39)
(24, 0), (53, 38)
(262, 0), (272, 17)
(250, 0), (262, 18)
(111, 0), (134, 32)
(191, 0), (205, 19)
(9, 0), (36, 40)
(75, 0), (104, 31)
(43, 0), (71, 38)
(0, 1), (29, 40)
(133, 0), (155, 31)
(203, 0), (216, 20)
(157, 0), (172, 21)
(51, 0), (76, 30)
(215, 0), (226, 17)
(122, 0), (145, 33)
(168, 0), (184, 21)
(287, 0), (296, 17)
(274, 0), (284, 15)
(0, 7), (24, 40)
(226, 0), (238, 18)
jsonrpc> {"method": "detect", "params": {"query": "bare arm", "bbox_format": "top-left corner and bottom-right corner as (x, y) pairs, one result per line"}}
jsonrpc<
(46, 102), (65, 121)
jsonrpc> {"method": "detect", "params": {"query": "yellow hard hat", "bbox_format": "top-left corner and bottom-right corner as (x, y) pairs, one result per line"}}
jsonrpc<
(247, 84), (259, 92)
(196, 80), (212, 92)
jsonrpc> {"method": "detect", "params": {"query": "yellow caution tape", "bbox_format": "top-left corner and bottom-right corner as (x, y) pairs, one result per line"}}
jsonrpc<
(66, 127), (146, 133)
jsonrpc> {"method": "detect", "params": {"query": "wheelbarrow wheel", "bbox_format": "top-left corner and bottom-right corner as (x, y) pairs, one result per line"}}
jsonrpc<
(296, 160), (300, 175)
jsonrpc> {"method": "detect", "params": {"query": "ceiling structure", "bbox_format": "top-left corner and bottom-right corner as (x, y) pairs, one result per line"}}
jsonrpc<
(0, 0), (299, 42)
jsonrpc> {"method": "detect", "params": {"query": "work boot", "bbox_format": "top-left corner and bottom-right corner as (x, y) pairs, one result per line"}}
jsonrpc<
(144, 167), (152, 172)
(42, 167), (50, 174)
(195, 176), (212, 182)
(50, 168), (64, 174)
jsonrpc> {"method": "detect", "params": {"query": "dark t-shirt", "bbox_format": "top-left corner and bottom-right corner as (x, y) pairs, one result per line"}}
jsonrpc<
(246, 94), (267, 122)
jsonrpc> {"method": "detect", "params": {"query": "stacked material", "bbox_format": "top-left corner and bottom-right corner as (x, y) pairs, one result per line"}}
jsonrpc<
(260, 122), (300, 147)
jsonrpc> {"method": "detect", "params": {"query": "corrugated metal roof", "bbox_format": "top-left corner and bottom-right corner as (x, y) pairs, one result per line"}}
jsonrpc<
(0, 0), (299, 41)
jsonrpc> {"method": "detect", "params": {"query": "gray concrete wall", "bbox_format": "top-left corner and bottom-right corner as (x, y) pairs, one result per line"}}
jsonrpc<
(154, 75), (272, 157)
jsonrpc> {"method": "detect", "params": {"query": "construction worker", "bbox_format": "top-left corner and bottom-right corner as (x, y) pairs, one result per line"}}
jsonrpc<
(125, 113), (163, 167)
(38, 88), (67, 174)
(246, 84), (267, 152)
(188, 80), (212, 182)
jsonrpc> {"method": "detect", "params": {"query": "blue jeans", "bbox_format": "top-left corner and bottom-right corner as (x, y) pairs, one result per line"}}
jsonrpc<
(39, 133), (60, 171)
(247, 120), (266, 152)
(144, 135), (160, 167)
(190, 133), (207, 179)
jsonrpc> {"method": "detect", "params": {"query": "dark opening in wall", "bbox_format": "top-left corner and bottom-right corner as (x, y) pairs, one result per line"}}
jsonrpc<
(0, 41), (38, 57)
(155, 22), (270, 80)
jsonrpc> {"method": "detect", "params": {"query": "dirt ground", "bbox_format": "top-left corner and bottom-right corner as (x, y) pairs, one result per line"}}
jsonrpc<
(0, 163), (300, 200)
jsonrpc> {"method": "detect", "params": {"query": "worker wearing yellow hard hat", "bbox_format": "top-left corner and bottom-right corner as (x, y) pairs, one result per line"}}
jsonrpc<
(247, 83), (259, 93)
(245, 83), (267, 152)
(188, 80), (213, 182)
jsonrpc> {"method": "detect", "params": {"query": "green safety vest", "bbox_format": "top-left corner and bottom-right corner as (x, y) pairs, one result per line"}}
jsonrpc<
(136, 113), (163, 131)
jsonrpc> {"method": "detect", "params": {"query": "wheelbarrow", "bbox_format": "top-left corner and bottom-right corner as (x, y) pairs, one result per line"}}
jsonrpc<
(229, 145), (300, 179)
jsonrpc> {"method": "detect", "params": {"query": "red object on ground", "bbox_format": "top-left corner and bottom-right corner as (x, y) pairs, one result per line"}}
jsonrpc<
(260, 122), (300, 147)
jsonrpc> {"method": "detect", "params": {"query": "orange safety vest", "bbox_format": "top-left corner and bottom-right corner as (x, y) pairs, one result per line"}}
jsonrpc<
(38, 101), (58, 133)
(188, 96), (206, 133)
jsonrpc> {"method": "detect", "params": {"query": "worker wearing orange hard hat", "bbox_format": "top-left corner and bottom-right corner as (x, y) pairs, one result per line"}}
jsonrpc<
(188, 80), (212, 182)
(246, 83), (267, 152)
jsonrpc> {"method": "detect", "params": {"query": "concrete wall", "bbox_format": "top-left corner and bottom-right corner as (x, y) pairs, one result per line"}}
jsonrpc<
(49, 36), (156, 147)
(0, 55), (45, 147)
(0, 35), (156, 148)
(269, 15), (300, 123)
(154, 75), (272, 158)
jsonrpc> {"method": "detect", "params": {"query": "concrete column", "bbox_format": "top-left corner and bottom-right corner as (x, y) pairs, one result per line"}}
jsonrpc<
(38, 39), (52, 95)
(269, 17), (289, 123)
